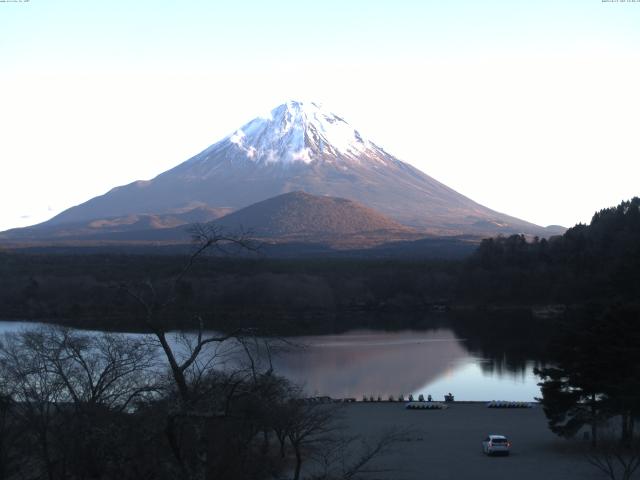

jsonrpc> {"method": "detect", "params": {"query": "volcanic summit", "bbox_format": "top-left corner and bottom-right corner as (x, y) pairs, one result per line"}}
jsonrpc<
(2, 101), (562, 242)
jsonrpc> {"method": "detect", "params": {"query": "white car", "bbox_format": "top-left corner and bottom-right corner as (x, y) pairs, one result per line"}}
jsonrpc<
(482, 434), (511, 456)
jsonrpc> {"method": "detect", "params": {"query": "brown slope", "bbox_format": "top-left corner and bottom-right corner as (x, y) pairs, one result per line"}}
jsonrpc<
(0, 205), (232, 241)
(213, 191), (416, 238)
(0, 193), (418, 249)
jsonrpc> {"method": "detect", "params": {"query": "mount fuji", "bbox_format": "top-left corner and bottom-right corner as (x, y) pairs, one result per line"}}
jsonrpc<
(2, 100), (563, 244)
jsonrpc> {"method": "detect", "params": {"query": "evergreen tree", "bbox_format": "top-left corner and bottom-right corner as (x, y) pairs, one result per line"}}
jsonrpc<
(536, 305), (640, 446)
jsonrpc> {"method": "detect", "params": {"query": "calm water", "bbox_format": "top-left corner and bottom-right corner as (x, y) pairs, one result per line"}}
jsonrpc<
(270, 329), (540, 401)
(0, 322), (541, 401)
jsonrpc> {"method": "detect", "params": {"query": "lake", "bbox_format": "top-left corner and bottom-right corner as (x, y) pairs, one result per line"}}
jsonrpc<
(0, 321), (542, 401)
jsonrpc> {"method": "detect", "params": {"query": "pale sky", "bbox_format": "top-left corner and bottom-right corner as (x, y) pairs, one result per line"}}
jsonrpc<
(1, 0), (639, 231)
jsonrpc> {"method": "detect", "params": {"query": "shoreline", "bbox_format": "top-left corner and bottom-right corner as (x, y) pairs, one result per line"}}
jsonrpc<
(305, 398), (541, 405)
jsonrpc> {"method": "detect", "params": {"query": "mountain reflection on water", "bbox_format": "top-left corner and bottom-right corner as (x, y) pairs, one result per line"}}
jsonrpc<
(271, 328), (543, 401)
(273, 330), (466, 399)
(0, 317), (547, 401)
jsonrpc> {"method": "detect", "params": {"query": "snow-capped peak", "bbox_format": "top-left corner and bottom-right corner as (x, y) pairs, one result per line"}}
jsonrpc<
(220, 100), (377, 165)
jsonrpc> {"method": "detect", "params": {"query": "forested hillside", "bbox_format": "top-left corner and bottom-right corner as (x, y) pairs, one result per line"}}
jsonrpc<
(462, 197), (640, 305)
(1, 198), (638, 332)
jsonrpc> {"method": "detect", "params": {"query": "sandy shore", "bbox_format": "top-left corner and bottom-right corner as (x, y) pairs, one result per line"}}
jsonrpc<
(328, 403), (603, 480)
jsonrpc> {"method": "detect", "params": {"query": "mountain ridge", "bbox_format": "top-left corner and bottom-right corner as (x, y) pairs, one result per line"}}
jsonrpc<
(5, 100), (564, 240)
(213, 191), (416, 238)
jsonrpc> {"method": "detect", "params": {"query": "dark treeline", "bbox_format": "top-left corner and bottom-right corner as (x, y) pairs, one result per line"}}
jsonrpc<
(465, 197), (640, 305)
(1, 198), (640, 334)
(448, 310), (554, 376)
(536, 304), (640, 432)
(0, 253), (460, 333)
(516, 199), (640, 466)
(534, 302), (640, 480)
(461, 198), (640, 471)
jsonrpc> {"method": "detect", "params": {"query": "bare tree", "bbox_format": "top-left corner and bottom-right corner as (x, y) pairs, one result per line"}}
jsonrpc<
(0, 225), (410, 480)
(309, 427), (410, 480)
(284, 403), (344, 480)
(20, 327), (158, 411)
(0, 387), (22, 480)
(0, 328), (70, 480)
(120, 224), (261, 480)
(274, 395), (411, 480)
(0, 326), (160, 480)
(585, 427), (640, 480)
(121, 224), (257, 404)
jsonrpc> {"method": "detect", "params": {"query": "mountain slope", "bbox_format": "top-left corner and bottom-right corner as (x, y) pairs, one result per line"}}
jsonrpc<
(213, 191), (415, 237)
(9, 100), (560, 238)
(0, 193), (422, 251)
(0, 205), (231, 241)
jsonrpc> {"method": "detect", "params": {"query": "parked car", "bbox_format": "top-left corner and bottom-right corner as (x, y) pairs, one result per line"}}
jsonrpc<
(482, 434), (511, 456)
